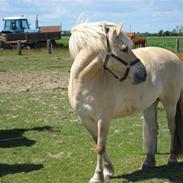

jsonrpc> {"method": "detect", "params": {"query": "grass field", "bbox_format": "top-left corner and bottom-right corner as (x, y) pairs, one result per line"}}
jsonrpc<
(0, 40), (183, 183)
(56, 37), (69, 48)
(146, 36), (183, 52)
(57, 36), (183, 53)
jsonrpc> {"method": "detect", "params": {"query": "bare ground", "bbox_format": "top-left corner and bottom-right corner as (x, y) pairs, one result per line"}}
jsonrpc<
(0, 72), (69, 93)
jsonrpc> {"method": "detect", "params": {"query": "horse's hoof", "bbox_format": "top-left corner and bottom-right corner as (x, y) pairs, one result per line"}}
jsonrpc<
(167, 161), (178, 167)
(168, 155), (177, 166)
(89, 173), (104, 183)
(104, 172), (111, 181)
(140, 163), (154, 170)
(140, 160), (156, 170)
(167, 159), (178, 166)
(89, 177), (103, 183)
(103, 167), (114, 181)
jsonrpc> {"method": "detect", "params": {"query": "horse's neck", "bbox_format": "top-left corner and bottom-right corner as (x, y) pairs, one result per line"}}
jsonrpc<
(69, 49), (104, 109)
(70, 49), (103, 82)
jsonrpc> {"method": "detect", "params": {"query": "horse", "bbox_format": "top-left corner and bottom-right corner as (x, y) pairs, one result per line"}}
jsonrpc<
(68, 21), (183, 183)
(127, 32), (136, 39)
(132, 36), (146, 47)
(180, 55), (183, 62)
(128, 32), (146, 48)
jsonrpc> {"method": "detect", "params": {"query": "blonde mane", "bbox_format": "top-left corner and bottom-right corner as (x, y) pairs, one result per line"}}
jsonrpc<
(69, 21), (133, 58)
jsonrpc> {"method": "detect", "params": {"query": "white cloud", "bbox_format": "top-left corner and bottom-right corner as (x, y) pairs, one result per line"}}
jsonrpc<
(153, 10), (179, 17)
(41, 7), (67, 20)
(0, 0), (183, 32)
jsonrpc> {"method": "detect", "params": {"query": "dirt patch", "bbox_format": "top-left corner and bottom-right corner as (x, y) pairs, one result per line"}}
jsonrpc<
(0, 72), (69, 93)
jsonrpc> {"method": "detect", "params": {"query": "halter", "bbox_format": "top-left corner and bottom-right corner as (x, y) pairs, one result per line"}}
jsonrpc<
(103, 27), (140, 81)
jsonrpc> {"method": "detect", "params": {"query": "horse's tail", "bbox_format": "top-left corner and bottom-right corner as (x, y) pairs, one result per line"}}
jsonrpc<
(174, 90), (183, 157)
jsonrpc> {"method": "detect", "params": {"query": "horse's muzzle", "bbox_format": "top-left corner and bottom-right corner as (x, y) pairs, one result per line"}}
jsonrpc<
(133, 64), (147, 85)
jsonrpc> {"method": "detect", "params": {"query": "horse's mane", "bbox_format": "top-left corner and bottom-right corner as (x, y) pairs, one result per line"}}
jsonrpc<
(69, 21), (133, 58)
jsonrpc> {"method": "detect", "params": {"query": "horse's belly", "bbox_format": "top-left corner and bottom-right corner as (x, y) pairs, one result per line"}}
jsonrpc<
(112, 89), (158, 117)
(113, 103), (142, 117)
(113, 101), (147, 117)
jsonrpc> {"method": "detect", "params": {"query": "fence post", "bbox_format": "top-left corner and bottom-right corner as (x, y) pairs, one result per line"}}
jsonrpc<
(176, 38), (180, 52)
(47, 39), (52, 54)
(17, 40), (22, 55)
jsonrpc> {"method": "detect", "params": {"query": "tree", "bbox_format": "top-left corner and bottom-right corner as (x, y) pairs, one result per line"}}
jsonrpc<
(172, 25), (183, 34)
(158, 30), (163, 36)
(163, 31), (170, 36)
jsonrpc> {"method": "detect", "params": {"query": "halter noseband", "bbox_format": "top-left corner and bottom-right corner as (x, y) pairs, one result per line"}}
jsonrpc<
(103, 27), (140, 81)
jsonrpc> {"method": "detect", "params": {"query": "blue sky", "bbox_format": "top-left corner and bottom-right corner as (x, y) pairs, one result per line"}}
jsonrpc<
(0, 0), (183, 33)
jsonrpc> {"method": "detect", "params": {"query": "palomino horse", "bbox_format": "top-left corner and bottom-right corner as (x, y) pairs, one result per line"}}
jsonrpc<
(68, 21), (183, 183)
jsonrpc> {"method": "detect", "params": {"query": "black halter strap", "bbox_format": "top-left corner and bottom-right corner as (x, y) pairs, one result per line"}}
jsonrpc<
(103, 27), (140, 81)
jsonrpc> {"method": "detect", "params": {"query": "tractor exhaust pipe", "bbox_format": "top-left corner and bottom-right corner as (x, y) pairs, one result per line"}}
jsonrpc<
(36, 14), (39, 29)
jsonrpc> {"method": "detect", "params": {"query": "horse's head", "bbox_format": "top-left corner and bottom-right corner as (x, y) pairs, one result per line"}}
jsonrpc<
(69, 21), (146, 84)
(104, 24), (147, 84)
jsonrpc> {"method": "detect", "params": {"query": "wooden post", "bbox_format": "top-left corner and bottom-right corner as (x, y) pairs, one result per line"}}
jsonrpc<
(176, 38), (180, 52)
(47, 39), (52, 54)
(17, 40), (22, 55)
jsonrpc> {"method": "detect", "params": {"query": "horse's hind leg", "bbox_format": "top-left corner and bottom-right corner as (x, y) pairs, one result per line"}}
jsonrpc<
(163, 104), (178, 164)
(81, 117), (114, 182)
(141, 100), (158, 169)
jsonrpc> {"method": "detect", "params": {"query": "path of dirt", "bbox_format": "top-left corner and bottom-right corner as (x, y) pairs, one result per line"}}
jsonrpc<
(0, 72), (69, 93)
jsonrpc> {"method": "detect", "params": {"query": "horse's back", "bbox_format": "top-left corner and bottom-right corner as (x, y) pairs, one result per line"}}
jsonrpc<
(133, 47), (183, 76)
(133, 47), (183, 104)
(133, 47), (180, 63)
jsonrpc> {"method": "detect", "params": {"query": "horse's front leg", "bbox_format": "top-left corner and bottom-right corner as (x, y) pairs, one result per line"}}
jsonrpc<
(103, 152), (114, 180)
(90, 118), (110, 183)
(141, 101), (158, 169)
(81, 117), (114, 181)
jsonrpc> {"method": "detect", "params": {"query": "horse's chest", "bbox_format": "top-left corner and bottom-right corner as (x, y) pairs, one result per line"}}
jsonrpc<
(74, 90), (97, 118)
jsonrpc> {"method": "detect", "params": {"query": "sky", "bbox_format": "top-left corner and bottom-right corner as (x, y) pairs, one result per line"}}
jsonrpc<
(0, 0), (183, 33)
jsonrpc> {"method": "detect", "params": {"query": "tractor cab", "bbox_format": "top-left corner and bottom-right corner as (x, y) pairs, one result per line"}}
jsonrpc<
(2, 17), (36, 33)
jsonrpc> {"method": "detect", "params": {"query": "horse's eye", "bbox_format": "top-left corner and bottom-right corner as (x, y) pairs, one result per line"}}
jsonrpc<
(120, 44), (128, 52)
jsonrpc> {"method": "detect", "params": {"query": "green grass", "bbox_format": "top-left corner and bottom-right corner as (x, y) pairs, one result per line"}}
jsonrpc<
(0, 48), (71, 73)
(56, 37), (69, 48)
(146, 36), (183, 52)
(0, 48), (183, 183)
(1, 91), (183, 183)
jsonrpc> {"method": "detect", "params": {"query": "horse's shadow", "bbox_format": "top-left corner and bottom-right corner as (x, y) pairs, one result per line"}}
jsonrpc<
(0, 126), (58, 177)
(0, 126), (56, 148)
(112, 162), (183, 182)
(0, 163), (43, 177)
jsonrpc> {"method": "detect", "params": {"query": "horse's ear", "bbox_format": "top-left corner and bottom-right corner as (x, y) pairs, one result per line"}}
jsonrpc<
(116, 24), (122, 35)
(110, 24), (123, 40)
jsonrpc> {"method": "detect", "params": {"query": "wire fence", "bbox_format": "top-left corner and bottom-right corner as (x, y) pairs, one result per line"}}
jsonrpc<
(146, 36), (183, 52)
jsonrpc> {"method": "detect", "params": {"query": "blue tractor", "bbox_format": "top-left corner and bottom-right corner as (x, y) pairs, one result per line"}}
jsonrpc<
(2, 16), (38, 33)
(0, 16), (61, 49)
